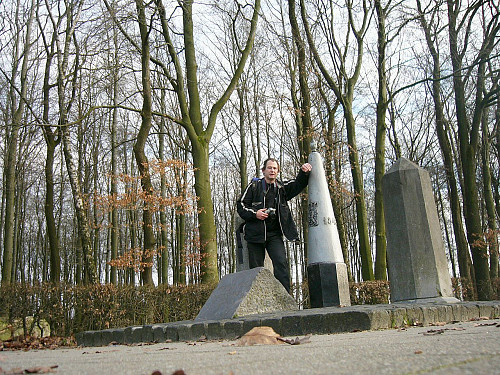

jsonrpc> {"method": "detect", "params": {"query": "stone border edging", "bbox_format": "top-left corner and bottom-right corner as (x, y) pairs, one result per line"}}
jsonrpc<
(75, 300), (500, 347)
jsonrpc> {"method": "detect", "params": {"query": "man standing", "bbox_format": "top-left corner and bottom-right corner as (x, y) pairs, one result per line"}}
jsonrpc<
(237, 158), (312, 292)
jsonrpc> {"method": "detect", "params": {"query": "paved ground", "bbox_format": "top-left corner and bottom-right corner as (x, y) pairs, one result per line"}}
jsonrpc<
(2, 319), (499, 375)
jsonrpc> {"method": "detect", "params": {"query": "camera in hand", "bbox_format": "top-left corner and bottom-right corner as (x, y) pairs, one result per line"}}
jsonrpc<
(264, 207), (276, 218)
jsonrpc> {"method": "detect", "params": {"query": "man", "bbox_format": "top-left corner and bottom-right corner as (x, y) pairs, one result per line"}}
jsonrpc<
(236, 158), (312, 292)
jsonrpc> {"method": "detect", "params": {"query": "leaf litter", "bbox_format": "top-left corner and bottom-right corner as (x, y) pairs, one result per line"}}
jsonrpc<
(236, 326), (311, 346)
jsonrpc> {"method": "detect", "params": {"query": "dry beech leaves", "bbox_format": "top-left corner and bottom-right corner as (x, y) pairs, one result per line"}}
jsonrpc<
(0, 337), (76, 351)
(236, 326), (311, 346)
(418, 317), (500, 336)
(0, 365), (58, 374)
(420, 327), (466, 336)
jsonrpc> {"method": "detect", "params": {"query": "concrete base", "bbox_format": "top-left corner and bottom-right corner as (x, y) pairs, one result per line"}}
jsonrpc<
(75, 300), (500, 346)
(307, 262), (351, 308)
(392, 296), (460, 304)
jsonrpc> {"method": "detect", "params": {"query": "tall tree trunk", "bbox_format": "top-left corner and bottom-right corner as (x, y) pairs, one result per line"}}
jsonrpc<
(300, 0), (374, 281)
(39, 29), (62, 283)
(2, 0), (36, 285)
(45, 139), (61, 283)
(62, 126), (97, 284)
(345, 108), (374, 281)
(417, 0), (473, 288)
(495, 99), (500, 221)
(176, 211), (186, 285)
(134, 0), (155, 285)
(190, 141), (218, 282)
(153, 0), (260, 283)
(159, 88), (169, 285)
(321, 94), (352, 281)
(237, 86), (248, 190)
(481, 110), (498, 279)
(288, 0), (312, 265)
(110, 68), (119, 285)
(447, 0), (496, 299)
(374, 0), (387, 280)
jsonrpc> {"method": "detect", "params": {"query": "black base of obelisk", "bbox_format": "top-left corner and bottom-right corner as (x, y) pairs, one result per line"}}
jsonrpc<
(307, 262), (351, 308)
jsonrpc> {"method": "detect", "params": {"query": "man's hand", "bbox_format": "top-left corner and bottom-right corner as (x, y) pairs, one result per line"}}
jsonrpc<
(256, 209), (269, 220)
(301, 163), (312, 172)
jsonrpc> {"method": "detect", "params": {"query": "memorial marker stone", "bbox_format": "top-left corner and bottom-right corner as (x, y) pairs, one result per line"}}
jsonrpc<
(382, 158), (458, 303)
(307, 143), (351, 307)
(195, 267), (297, 321)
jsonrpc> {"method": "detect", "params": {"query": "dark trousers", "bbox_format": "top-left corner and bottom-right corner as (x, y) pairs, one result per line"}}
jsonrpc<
(247, 234), (290, 292)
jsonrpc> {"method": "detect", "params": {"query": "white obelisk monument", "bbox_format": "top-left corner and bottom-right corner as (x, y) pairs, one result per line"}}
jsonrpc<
(307, 143), (351, 307)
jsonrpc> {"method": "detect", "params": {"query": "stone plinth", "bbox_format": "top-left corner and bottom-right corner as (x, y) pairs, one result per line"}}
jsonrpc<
(195, 267), (297, 321)
(308, 263), (351, 307)
(382, 158), (457, 303)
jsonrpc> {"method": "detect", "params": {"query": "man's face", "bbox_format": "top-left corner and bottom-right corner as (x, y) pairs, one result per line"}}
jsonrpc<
(263, 160), (279, 183)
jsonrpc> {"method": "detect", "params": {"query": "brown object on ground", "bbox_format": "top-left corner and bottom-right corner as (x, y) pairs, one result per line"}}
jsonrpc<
(237, 326), (283, 346)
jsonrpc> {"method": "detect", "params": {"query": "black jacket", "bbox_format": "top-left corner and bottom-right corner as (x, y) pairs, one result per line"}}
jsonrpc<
(236, 169), (310, 243)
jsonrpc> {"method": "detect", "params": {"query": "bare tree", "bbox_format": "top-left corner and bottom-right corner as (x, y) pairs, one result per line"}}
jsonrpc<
(1, 0), (36, 285)
(416, 0), (473, 288)
(300, 0), (374, 281)
(446, 0), (499, 299)
(46, 0), (97, 284)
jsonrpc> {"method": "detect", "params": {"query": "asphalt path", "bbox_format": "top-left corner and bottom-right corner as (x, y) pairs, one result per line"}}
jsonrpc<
(2, 319), (499, 375)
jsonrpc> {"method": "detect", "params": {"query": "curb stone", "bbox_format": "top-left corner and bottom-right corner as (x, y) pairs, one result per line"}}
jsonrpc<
(75, 300), (500, 347)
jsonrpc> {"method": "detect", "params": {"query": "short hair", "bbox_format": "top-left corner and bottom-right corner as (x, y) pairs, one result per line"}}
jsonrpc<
(262, 158), (280, 172)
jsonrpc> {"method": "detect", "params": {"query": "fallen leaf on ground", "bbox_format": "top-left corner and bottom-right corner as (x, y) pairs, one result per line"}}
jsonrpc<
(277, 335), (311, 345)
(237, 327), (282, 346)
(24, 366), (58, 374)
(237, 327), (311, 346)
(1, 367), (23, 375)
(474, 322), (500, 327)
(0, 336), (76, 351)
(420, 327), (465, 336)
(0, 365), (59, 374)
(422, 329), (445, 336)
(414, 350), (423, 354)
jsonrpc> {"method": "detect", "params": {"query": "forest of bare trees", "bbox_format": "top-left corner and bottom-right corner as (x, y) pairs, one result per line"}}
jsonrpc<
(0, 0), (498, 300)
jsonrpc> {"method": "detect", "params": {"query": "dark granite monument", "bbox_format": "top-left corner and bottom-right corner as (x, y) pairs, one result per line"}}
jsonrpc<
(382, 158), (458, 303)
